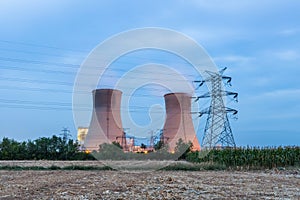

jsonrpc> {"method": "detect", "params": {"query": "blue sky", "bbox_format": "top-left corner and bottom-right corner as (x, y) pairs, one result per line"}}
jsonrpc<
(0, 0), (299, 146)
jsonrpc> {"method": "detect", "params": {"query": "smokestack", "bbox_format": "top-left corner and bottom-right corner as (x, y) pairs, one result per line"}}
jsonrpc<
(163, 93), (200, 152)
(84, 89), (123, 151)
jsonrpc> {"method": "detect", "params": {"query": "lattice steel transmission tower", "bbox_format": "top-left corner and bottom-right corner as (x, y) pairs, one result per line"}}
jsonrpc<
(60, 127), (72, 142)
(194, 67), (238, 149)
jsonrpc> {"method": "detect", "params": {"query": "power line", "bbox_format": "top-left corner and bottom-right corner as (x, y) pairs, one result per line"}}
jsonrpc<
(0, 40), (209, 115)
(0, 65), (198, 83)
(0, 77), (73, 86)
(0, 98), (157, 110)
(0, 47), (86, 59)
(0, 104), (87, 111)
(0, 98), (87, 107)
(0, 39), (89, 53)
(0, 76), (197, 93)
(0, 104), (202, 114)
(0, 96), (201, 113)
(0, 85), (178, 98)
(0, 65), (76, 75)
(0, 57), (79, 68)
(0, 56), (198, 79)
(0, 39), (199, 66)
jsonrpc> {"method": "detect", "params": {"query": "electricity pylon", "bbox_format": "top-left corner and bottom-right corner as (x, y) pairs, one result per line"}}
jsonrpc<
(60, 127), (72, 142)
(194, 67), (238, 149)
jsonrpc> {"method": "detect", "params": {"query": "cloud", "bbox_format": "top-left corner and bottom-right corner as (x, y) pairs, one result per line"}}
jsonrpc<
(186, 0), (255, 10)
(213, 55), (254, 63)
(278, 29), (299, 36)
(262, 89), (300, 98)
(249, 88), (300, 102)
(180, 28), (239, 44)
(274, 50), (300, 61)
(0, 1), (66, 23)
(181, 0), (284, 13)
(251, 77), (272, 87)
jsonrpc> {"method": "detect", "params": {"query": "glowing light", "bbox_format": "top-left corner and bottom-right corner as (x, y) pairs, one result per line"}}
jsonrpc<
(77, 127), (88, 142)
(85, 150), (91, 154)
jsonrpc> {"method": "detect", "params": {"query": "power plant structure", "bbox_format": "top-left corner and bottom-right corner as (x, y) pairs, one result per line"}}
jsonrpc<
(84, 89), (124, 151)
(162, 93), (201, 152)
(84, 89), (201, 152)
(77, 127), (88, 151)
(195, 67), (238, 149)
(81, 67), (238, 153)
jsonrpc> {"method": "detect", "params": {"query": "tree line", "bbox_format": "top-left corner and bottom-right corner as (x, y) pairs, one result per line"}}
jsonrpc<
(0, 136), (95, 160)
(1, 135), (299, 170)
(0, 136), (192, 161)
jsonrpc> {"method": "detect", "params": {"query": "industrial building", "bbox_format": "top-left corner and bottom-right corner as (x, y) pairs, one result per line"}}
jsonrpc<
(162, 93), (200, 152)
(84, 89), (123, 151)
(83, 88), (201, 152)
(77, 127), (88, 151)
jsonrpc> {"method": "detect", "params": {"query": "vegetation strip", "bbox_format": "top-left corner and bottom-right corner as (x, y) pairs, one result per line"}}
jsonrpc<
(0, 136), (299, 170)
(186, 146), (300, 169)
(0, 165), (114, 171)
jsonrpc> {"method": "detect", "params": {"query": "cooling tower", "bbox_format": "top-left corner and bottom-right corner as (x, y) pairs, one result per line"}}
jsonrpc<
(84, 89), (123, 151)
(163, 93), (201, 152)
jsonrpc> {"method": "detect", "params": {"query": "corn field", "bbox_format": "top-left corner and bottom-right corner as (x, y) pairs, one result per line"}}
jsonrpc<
(188, 146), (300, 169)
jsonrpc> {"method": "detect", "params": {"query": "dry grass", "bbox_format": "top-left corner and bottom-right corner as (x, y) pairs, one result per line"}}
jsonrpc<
(0, 161), (299, 199)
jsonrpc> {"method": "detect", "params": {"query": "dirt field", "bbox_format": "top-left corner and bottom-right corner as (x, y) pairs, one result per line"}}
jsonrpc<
(0, 161), (299, 199)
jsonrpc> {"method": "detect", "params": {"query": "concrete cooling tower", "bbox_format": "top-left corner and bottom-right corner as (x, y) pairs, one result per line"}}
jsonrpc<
(163, 93), (201, 152)
(84, 89), (123, 151)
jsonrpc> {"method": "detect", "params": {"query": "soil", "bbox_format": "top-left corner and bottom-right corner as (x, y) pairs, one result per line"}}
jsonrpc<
(0, 161), (299, 199)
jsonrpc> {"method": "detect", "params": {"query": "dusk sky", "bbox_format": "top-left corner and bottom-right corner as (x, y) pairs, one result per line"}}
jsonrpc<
(0, 0), (299, 146)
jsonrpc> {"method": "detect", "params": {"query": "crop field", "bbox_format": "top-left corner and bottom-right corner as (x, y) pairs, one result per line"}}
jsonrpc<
(0, 161), (299, 199)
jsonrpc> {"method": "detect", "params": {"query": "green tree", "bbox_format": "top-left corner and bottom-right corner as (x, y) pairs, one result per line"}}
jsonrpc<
(112, 141), (123, 149)
(174, 138), (193, 160)
(154, 140), (164, 150)
(94, 143), (125, 160)
(26, 140), (37, 159)
(140, 143), (146, 149)
(0, 138), (28, 160)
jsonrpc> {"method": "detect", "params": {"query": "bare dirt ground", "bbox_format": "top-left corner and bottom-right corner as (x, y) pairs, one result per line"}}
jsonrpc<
(0, 161), (299, 199)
